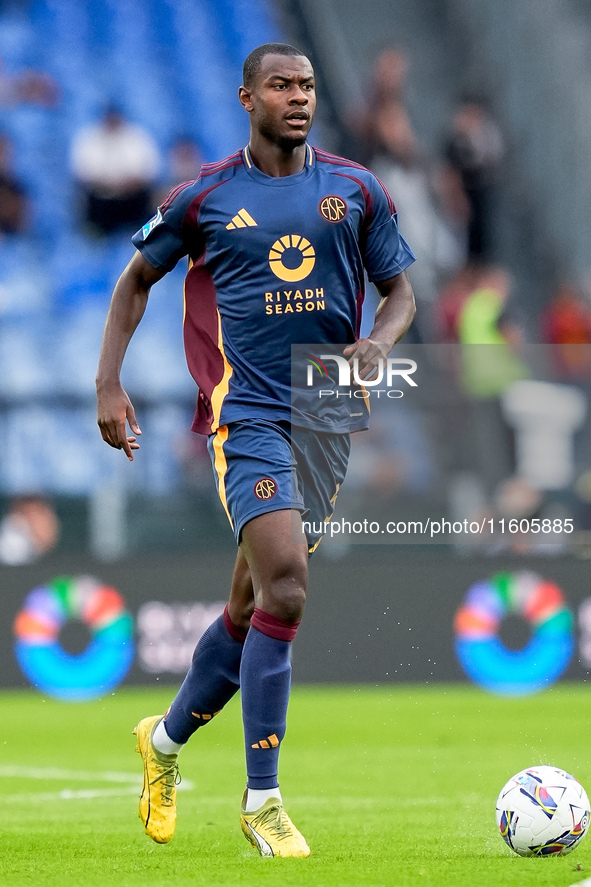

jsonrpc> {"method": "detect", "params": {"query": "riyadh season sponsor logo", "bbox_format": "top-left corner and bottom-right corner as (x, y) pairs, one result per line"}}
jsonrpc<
(305, 353), (418, 399)
(268, 234), (316, 282)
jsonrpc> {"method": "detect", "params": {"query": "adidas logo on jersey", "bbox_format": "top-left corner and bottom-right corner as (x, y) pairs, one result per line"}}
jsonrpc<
(226, 208), (257, 230)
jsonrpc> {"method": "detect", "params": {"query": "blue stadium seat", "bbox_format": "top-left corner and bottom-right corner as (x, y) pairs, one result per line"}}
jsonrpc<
(0, 315), (56, 398)
(51, 302), (109, 397)
(0, 0), (281, 494)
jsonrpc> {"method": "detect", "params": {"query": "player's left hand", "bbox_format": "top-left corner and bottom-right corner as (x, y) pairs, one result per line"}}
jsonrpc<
(343, 339), (391, 382)
(97, 383), (142, 461)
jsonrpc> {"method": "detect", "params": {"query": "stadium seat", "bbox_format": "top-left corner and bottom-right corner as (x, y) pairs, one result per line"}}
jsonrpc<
(0, 0), (281, 494)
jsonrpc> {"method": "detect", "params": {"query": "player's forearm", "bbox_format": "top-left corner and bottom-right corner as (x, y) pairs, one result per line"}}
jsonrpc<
(96, 269), (150, 389)
(370, 271), (416, 347)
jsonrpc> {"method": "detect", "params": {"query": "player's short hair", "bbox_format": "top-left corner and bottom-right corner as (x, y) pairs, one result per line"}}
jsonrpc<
(242, 43), (309, 88)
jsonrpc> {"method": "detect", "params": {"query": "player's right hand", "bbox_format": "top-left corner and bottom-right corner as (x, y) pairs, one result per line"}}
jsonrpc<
(96, 383), (142, 461)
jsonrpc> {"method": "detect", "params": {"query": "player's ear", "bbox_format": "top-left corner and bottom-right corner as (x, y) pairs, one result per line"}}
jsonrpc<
(239, 86), (254, 113)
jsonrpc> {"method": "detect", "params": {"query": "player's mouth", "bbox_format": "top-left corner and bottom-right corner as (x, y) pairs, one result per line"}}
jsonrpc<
(284, 112), (309, 128)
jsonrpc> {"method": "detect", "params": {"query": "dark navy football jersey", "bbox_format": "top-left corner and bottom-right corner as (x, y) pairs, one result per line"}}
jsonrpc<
(132, 144), (415, 434)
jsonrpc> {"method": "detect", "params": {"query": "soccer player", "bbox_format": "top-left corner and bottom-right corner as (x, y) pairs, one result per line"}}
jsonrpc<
(96, 43), (416, 857)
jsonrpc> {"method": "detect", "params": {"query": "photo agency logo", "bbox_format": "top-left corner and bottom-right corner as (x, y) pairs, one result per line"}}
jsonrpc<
(305, 352), (418, 399)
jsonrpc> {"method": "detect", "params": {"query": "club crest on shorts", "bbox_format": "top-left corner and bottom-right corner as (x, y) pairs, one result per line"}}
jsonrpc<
(319, 195), (347, 223)
(254, 477), (277, 500)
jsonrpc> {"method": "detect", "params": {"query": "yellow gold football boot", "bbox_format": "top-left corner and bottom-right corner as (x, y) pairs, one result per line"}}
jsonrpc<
(133, 715), (179, 844)
(240, 791), (311, 858)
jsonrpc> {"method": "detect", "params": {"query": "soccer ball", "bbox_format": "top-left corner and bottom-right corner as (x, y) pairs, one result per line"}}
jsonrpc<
(496, 766), (590, 856)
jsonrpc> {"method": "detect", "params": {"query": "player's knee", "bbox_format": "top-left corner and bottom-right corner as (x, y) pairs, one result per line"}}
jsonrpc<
(274, 584), (307, 623)
(262, 560), (308, 623)
(256, 551), (308, 623)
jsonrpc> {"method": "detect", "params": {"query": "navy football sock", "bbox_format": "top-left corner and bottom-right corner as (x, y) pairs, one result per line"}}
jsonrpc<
(164, 608), (246, 744)
(241, 608), (300, 790)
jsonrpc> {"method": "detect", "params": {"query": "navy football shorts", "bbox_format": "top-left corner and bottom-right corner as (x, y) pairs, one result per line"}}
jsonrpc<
(207, 419), (350, 553)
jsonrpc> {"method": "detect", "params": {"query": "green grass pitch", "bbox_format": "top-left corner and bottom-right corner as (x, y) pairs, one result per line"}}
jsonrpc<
(2, 683), (590, 887)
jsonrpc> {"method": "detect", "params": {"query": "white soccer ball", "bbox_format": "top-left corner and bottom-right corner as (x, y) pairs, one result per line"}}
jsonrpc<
(496, 766), (590, 856)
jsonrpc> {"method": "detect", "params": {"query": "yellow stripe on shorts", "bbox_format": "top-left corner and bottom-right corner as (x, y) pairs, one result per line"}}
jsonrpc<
(212, 425), (233, 529)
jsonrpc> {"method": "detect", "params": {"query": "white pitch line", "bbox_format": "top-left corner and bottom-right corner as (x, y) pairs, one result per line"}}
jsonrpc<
(568, 879), (591, 887)
(0, 765), (194, 799)
(0, 766), (140, 783)
(5, 786), (142, 803)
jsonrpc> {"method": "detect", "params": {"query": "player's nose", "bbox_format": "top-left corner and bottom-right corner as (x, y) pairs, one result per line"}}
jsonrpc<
(289, 87), (308, 104)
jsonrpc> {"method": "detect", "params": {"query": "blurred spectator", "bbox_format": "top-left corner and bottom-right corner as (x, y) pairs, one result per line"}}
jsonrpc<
(0, 57), (59, 106)
(370, 103), (467, 341)
(0, 495), (60, 565)
(450, 264), (521, 346)
(467, 477), (567, 555)
(452, 266), (527, 497)
(434, 263), (482, 343)
(157, 136), (202, 205)
(340, 399), (437, 510)
(494, 476), (542, 523)
(541, 283), (591, 380)
(347, 48), (409, 165)
(169, 136), (202, 184)
(370, 48), (408, 104)
(0, 133), (28, 234)
(457, 264), (528, 398)
(444, 99), (505, 260)
(574, 470), (591, 531)
(435, 263), (521, 346)
(70, 106), (161, 236)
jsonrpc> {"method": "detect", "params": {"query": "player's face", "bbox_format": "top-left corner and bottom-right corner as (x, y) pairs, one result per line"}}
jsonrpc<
(241, 54), (316, 151)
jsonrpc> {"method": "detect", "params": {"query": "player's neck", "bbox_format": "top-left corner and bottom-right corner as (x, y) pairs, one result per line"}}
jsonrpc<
(247, 137), (307, 178)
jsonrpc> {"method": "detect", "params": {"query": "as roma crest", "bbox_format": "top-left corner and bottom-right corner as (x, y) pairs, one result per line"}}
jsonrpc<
(254, 478), (277, 500)
(319, 195), (347, 223)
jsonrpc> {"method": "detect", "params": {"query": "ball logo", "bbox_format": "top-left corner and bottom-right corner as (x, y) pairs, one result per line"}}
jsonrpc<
(254, 478), (277, 500)
(268, 234), (315, 282)
(319, 195), (347, 223)
(13, 575), (135, 701)
(454, 571), (574, 696)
